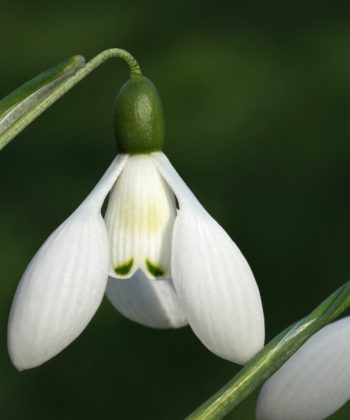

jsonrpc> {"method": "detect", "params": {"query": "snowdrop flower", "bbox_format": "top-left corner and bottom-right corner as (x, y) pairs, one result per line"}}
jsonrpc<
(8, 74), (265, 371)
(256, 317), (350, 420)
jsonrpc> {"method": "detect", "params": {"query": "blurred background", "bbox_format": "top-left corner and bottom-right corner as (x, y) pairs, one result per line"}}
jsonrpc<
(1, 1), (350, 419)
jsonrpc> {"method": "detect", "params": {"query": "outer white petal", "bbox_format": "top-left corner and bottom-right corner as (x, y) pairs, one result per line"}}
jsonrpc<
(106, 270), (187, 329)
(105, 154), (176, 280)
(152, 152), (264, 364)
(256, 317), (350, 420)
(8, 154), (128, 370)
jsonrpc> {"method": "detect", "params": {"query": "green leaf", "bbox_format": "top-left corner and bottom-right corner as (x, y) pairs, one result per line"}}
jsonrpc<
(0, 56), (85, 151)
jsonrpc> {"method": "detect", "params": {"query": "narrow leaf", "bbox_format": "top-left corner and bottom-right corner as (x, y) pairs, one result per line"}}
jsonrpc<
(0, 48), (141, 152)
(0, 55), (85, 151)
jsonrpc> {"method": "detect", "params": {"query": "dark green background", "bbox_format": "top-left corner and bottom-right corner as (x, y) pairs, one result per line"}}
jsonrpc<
(1, 1), (350, 419)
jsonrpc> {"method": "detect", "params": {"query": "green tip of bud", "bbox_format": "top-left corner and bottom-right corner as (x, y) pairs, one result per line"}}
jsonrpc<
(113, 75), (164, 154)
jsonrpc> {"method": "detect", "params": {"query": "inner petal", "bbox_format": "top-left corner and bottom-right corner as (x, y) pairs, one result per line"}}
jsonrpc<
(105, 154), (176, 280)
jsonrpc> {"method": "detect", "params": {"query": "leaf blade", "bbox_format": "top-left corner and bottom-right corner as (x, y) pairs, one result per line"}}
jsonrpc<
(0, 55), (85, 151)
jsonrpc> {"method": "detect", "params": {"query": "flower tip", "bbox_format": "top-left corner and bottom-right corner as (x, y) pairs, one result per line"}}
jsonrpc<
(220, 321), (264, 365)
(7, 320), (57, 371)
(8, 341), (41, 371)
(239, 339), (264, 365)
(12, 361), (29, 372)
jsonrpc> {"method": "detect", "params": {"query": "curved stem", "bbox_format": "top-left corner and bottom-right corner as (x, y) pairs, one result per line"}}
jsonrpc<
(187, 280), (350, 420)
(100, 48), (142, 78)
(0, 48), (142, 151)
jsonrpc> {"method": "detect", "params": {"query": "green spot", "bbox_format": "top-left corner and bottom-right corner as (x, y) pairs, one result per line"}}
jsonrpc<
(115, 258), (134, 276)
(146, 259), (165, 278)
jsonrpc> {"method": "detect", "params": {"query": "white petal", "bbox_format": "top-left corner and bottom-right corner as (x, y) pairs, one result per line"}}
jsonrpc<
(152, 152), (265, 364)
(106, 270), (187, 329)
(256, 317), (350, 420)
(8, 154), (128, 370)
(105, 154), (176, 280)
(151, 152), (202, 212)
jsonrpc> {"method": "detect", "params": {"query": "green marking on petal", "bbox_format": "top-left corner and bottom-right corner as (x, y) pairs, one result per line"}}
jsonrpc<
(146, 259), (165, 278)
(115, 258), (134, 276)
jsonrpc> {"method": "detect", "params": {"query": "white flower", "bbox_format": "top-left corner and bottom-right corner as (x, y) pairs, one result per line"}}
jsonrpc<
(256, 317), (350, 420)
(8, 152), (265, 370)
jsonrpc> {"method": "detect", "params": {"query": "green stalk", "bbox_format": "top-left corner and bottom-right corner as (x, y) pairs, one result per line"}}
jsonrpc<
(187, 280), (350, 420)
(0, 48), (142, 151)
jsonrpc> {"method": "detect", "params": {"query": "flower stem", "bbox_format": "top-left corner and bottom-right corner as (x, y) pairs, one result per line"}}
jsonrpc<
(0, 48), (142, 151)
(186, 280), (350, 420)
